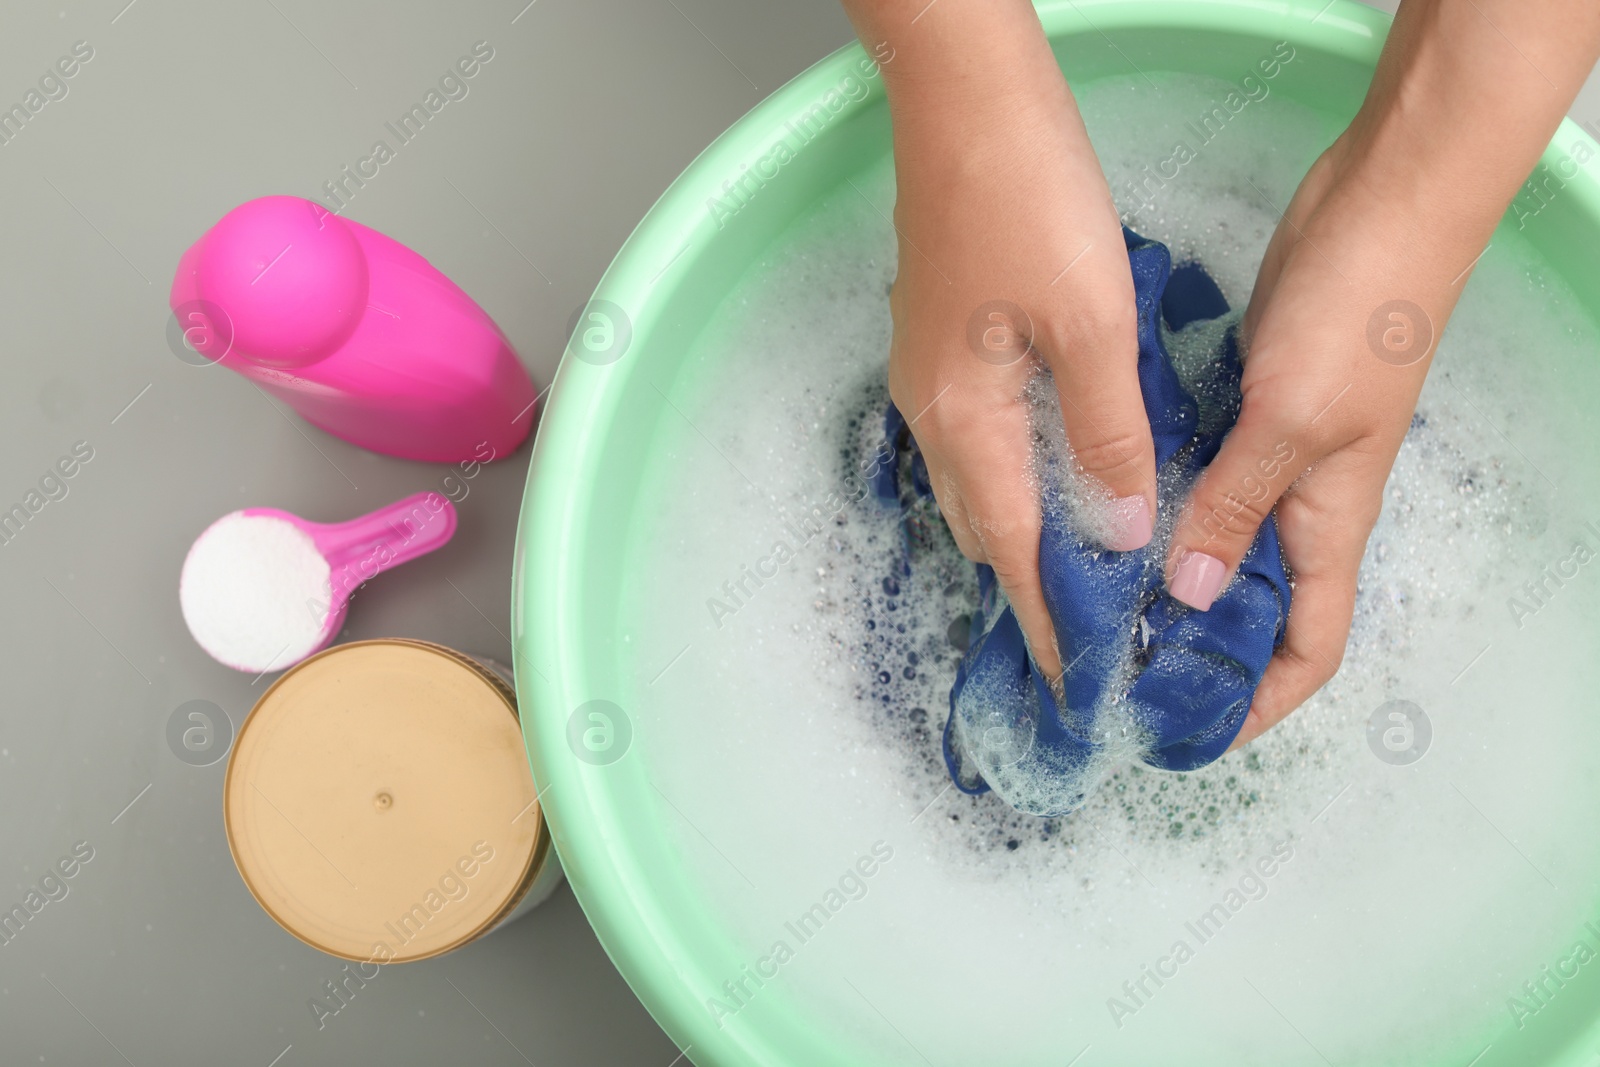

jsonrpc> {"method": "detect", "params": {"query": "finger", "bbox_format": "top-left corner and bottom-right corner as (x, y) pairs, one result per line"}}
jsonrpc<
(1222, 495), (1363, 748)
(1165, 395), (1317, 611)
(1229, 457), (1372, 748)
(1036, 284), (1157, 551)
(1230, 565), (1355, 748)
(956, 465), (1064, 679)
(921, 451), (985, 563)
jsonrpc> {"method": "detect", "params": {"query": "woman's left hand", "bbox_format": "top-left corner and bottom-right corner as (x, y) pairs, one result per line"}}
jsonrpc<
(1165, 0), (1600, 747)
(1162, 132), (1467, 747)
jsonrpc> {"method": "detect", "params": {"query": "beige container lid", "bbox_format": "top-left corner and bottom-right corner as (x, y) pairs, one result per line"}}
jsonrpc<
(225, 639), (547, 963)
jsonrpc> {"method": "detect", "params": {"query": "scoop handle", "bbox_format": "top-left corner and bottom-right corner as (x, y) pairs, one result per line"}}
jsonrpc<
(311, 492), (458, 594)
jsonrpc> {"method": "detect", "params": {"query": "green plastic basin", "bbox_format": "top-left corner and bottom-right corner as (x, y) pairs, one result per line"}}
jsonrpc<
(513, 2), (1600, 1063)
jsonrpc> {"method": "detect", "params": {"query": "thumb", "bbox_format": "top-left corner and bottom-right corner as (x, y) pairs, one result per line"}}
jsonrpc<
(1165, 407), (1308, 611)
(1039, 330), (1158, 552)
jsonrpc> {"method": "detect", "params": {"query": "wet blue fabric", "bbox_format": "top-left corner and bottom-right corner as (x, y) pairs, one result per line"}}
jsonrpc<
(873, 229), (1291, 815)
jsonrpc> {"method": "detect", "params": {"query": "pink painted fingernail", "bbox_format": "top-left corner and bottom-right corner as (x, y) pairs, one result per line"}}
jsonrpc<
(1105, 495), (1153, 552)
(1170, 550), (1226, 611)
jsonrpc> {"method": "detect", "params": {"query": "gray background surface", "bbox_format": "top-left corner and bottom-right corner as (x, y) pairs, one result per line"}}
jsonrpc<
(0, 1), (1595, 1064)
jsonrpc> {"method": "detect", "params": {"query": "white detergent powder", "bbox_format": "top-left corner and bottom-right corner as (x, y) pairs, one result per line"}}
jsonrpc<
(616, 69), (1600, 1066)
(180, 512), (332, 672)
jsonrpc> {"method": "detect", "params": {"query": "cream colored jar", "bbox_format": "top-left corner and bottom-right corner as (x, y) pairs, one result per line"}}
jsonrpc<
(224, 639), (562, 963)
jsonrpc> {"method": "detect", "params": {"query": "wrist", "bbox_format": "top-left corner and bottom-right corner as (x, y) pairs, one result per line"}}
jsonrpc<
(846, 0), (1073, 149)
(1330, 0), (1600, 252)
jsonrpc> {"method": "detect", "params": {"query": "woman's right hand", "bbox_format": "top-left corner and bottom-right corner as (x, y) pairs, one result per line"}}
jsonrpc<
(867, 0), (1158, 678)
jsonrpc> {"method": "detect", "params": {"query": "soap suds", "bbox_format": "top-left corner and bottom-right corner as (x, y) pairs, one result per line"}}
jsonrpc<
(622, 69), (1600, 1065)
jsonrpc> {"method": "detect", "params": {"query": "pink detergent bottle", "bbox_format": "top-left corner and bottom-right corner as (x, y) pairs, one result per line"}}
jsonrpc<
(169, 196), (537, 463)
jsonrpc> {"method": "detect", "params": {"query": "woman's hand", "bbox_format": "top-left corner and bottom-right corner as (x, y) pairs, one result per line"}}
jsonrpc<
(1165, 135), (1450, 747)
(853, 0), (1158, 677)
(1161, 0), (1600, 746)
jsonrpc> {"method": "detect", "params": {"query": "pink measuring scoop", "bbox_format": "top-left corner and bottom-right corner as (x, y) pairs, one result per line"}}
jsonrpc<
(250, 491), (459, 641)
(180, 492), (458, 673)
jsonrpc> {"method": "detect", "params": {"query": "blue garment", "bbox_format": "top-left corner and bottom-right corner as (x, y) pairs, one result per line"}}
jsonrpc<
(873, 229), (1291, 816)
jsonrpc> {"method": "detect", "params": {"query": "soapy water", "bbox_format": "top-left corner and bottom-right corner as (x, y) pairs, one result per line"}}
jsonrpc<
(627, 70), (1600, 1063)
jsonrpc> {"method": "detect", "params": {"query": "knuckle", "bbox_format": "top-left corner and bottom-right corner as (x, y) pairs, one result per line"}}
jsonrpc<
(1304, 650), (1342, 693)
(984, 548), (1039, 591)
(1239, 376), (1316, 434)
(931, 483), (966, 523)
(979, 531), (1043, 588)
(1186, 487), (1274, 548)
(932, 495), (984, 563)
(1069, 426), (1151, 484)
(915, 393), (966, 442)
(1042, 292), (1137, 354)
(1310, 628), (1349, 676)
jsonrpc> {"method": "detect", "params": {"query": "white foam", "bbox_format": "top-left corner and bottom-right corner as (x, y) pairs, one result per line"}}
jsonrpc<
(622, 69), (1600, 1063)
(970, 308), (1258, 818)
(1020, 366), (1129, 551)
